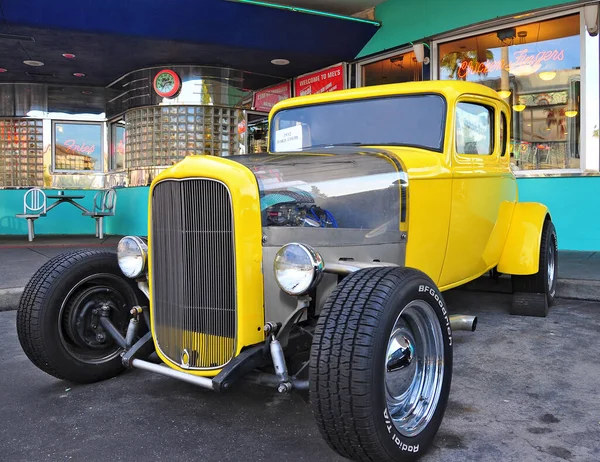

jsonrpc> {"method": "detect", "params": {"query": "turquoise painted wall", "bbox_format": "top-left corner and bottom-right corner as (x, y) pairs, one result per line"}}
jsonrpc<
(358, 0), (575, 57)
(516, 176), (600, 251)
(105, 186), (149, 237)
(0, 189), (101, 236)
(2, 177), (599, 250)
(0, 187), (149, 238)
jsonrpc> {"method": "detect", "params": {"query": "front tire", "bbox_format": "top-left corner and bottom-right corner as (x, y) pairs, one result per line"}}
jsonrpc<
(310, 267), (453, 462)
(16, 249), (142, 384)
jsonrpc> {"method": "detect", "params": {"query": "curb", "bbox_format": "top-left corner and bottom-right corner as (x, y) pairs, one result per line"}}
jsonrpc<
(556, 279), (600, 302)
(460, 275), (600, 302)
(0, 288), (23, 312)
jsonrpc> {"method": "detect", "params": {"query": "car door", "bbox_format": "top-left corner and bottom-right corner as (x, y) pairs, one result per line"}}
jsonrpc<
(438, 96), (516, 288)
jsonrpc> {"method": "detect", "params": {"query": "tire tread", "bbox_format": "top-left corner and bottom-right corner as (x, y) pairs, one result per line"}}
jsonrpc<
(310, 266), (436, 462)
(16, 249), (128, 382)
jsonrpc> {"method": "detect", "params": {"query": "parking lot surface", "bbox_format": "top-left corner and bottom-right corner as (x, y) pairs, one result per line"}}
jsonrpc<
(1, 291), (599, 462)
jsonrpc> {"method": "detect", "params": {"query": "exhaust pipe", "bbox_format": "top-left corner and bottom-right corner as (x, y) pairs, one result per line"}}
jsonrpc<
(449, 315), (477, 332)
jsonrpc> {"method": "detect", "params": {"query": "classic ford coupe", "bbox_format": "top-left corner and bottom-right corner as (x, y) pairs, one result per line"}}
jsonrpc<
(17, 81), (557, 461)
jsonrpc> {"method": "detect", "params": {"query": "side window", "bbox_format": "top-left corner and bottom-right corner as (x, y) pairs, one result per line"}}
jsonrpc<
(500, 112), (507, 157)
(455, 102), (494, 155)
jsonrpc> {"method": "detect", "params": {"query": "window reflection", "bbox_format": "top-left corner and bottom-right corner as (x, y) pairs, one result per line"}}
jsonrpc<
(110, 120), (126, 171)
(53, 122), (103, 171)
(438, 14), (581, 170)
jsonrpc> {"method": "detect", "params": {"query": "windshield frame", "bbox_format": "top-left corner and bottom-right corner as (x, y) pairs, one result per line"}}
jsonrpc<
(269, 92), (448, 153)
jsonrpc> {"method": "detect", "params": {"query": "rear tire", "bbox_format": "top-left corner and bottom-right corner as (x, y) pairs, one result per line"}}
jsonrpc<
(310, 267), (453, 462)
(16, 249), (142, 383)
(512, 219), (558, 310)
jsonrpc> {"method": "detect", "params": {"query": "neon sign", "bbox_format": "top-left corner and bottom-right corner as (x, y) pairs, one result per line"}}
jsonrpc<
(62, 139), (96, 155)
(457, 48), (565, 79)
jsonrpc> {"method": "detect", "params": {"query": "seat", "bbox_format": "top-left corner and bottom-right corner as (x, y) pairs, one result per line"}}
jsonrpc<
(83, 188), (117, 239)
(15, 188), (47, 242)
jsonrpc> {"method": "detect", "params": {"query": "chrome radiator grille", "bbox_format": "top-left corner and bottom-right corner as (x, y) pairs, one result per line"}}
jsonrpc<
(151, 179), (236, 369)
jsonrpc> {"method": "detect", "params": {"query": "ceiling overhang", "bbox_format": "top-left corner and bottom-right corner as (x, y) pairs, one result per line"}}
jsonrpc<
(0, 0), (379, 89)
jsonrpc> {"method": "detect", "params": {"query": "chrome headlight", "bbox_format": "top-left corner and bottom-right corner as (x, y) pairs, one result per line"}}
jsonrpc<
(274, 243), (324, 296)
(117, 236), (148, 278)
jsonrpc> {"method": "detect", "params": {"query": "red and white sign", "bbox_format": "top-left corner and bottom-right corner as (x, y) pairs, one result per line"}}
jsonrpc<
(253, 81), (291, 112)
(294, 63), (345, 97)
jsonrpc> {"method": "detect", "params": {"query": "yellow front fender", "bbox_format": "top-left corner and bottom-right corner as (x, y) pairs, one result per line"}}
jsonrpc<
(497, 202), (550, 275)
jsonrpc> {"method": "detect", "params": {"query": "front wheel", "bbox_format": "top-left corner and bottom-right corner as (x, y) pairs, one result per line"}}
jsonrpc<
(310, 267), (453, 462)
(16, 249), (143, 383)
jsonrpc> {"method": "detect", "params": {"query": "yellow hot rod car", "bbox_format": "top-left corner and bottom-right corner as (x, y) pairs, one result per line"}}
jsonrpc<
(17, 81), (557, 462)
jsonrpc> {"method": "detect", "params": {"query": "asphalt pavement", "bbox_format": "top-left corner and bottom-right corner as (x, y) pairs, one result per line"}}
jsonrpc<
(1, 291), (599, 462)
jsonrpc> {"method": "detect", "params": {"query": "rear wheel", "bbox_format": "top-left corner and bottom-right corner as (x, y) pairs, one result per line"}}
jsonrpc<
(16, 249), (142, 383)
(512, 219), (558, 310)
(310, 267), (453, 461)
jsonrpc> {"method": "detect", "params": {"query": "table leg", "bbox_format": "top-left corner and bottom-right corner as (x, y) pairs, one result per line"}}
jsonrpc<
(27, 219), (34, 242)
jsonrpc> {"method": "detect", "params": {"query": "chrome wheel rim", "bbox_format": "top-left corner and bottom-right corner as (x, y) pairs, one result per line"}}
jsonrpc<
(384, 300), (445, 437)
(547, 238), (556, 291)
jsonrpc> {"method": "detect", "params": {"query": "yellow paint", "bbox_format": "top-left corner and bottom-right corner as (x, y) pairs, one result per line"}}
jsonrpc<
(147, 155), (265, 377)
(497, 203), (549, 275)
(137, 80), (554, 379)
(270, 80), (549, 287)
(438, 93), (517, 287)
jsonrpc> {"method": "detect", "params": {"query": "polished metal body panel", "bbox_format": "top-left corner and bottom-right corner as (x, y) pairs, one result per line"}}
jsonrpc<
(262, 227), (407, 324)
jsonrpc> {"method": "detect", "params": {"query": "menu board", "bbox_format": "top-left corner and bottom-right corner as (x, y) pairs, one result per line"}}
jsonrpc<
(253, 81), (291, 113)
(294, 63), (346, 97)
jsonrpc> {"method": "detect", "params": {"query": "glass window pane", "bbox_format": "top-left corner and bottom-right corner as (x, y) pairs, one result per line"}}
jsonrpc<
(438, 14), (580, 169)
(362, 51), (422, 86)
(270, 95), (447, 152)
(500, 112), (507, 156)
(111, 121), (126, 170)
(456, 103), (493, 155)
(54, 122), (103, 171)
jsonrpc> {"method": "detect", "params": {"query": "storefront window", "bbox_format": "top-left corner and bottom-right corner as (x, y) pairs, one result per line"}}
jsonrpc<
(53, 122), (103, 171)
(362, 51), (422, 86)
(110, 120), (126, 171)
(438, 14), (581, 170)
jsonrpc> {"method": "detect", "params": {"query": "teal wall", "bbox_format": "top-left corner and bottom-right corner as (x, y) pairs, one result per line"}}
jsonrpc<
(516, 176), (600, 251)
(0, 189), (100, 236)
(105, 186), (149, 237)
(2, 177), (599, 250)
(0, 187), (149, 238)
(358, 0), (576, 57)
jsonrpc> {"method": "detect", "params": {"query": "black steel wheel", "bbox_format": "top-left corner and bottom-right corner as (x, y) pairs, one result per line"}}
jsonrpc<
(512, 218), (558, 307)
(16, 249), (143, 383)
(310, 267), (453, 462)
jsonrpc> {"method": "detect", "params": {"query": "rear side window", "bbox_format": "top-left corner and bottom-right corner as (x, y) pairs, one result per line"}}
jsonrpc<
(500, 112), (507, 156)
(455, 102), (494, 155)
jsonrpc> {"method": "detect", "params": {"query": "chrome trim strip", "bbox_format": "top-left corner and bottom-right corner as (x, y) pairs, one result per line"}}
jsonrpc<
(324, 261), (399, 275)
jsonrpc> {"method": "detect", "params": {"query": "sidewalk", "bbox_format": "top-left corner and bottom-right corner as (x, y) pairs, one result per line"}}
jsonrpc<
(1, 236), (599, 311)
(0, 235), (121, 311)
(462, 250), (600, 301)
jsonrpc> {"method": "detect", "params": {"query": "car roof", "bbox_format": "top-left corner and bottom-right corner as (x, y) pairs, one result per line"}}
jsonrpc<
(270, 80), (502, 116)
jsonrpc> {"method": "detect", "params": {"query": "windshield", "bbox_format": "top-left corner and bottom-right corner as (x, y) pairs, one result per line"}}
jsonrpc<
(270, 94), (446, 152)
(232, 150), (407, 236)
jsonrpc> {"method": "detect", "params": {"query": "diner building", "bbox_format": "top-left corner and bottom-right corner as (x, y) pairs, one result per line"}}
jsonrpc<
(1, 0), (599, 251)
